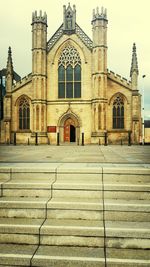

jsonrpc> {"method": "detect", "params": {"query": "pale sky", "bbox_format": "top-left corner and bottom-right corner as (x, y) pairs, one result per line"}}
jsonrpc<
(0, 0), (149, 119)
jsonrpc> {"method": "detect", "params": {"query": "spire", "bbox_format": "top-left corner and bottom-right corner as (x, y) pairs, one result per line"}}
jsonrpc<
(130, 43), (139, 77)
(6, 47), (13, 93)
(6, 46), (13, 77)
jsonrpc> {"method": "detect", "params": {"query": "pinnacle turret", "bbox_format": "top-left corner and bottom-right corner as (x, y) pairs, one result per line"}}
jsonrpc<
(6, 46), (13, 76)
(130, 43), (139, 77)
(32, 10), (47, 25)
(6, 46), (14, 92)
(63, 3), (76, 33)
(92, 6), (107, 22)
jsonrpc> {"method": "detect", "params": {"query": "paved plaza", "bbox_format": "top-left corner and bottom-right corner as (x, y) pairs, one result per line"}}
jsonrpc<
(0, 144), (150, 165)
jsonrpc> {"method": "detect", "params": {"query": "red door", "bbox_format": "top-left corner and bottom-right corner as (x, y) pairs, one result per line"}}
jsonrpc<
(64, 118), (75, 142)
(64, 124), (70, 142)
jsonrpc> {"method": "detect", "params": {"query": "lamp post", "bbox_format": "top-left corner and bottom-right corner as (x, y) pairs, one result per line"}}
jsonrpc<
(142, 75), (146, 145)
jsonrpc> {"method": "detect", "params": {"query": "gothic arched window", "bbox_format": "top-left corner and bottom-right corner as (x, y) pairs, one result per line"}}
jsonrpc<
(58, 45), (81, 98)
(18, 96), (30, 130)
(113, 95), (124, 129)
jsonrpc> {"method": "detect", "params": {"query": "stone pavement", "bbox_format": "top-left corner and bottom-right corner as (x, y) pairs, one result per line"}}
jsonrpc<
(0, 144), (150, 164)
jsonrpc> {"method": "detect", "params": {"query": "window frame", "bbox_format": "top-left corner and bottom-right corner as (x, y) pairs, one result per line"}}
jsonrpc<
(112, 96), (124, 129)
(18, 97), (30, 130)
(58, 45), (81, 99)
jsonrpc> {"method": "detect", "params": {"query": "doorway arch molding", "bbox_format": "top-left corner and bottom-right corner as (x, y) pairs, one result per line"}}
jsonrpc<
(57, 109), (81, 143)
(58, 109), (81, 128)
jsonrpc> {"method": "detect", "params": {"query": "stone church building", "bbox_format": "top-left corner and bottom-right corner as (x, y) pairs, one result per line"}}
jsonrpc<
(0, 4), (142, 145)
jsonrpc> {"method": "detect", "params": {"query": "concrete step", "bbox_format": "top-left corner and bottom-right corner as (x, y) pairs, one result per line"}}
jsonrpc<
(47, 197), (103, 220)
(0, 197), (48, 218)
(31, 245), (150, 267)
(1, 217), (149, 249)
(0, 217), (104, 246)
(0, 169), (11, 183)
(47, 197), (150, 221)
(40, 219), (104, 247)
(0, 244), (37, 266)
(103, 173), (150, 184)
(53, 189), (102, 199)
(103, 166), (150, 175)
(105, 221), (150, 249)
(106, 248), (150, 267)
(0, 245), (149, 266)
(52, 182), (150, 199)
(31, 245), (105, 267)
(0, 218), (43, 245)
(2, 180), (150, 199)
(105, 199), (150, 222)
(0, 167), (56, 181)
(2, 181), (52, 197)
(57, 172), (102, 181)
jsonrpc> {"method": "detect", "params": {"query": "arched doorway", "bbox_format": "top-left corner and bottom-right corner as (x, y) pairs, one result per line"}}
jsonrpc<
(64, 118), (76, 142)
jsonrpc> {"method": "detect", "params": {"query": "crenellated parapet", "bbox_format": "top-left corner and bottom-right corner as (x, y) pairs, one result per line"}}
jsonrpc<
(107, 70), (131, 88)
(92, 7), (107, 22)
(32, 10), (47, 25)
(12, 73), (32, 91)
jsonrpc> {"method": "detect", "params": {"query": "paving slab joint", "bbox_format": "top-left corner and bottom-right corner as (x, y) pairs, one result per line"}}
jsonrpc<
(30, 165), (60, 267)
(102, 167), (107, 267)
(1, 168), (13, 197)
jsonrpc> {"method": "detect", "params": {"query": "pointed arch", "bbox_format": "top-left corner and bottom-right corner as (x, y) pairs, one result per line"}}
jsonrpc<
(58, 109), (81, 128)
(15, 94), (31, 106)
(58, 44), (81, 99)
(108, 92), (129, 105)
(112, 94), (124, 129)
(58, 108), (81, 143)
(17, 95), (30, 130)
(51, 39), (87, 64)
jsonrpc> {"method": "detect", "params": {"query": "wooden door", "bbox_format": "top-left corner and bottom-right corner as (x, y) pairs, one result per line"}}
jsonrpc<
(64, 124), (70, 142)
(64, 118), (75, 142)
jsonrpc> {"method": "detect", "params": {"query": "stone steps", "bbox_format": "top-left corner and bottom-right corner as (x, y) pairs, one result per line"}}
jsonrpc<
(2, 182), (52, 197)
(0, 244), (149, 267)
(0, 244), (37, 267)
(0, 197), (49, 219)
(0, 164), (149, 266)
(1, 217), (149, 249)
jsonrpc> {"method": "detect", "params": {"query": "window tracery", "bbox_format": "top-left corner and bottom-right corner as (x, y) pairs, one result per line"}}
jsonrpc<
(58, 45), (81, 98)
(113, 95), (124, 129)
(18, 96), (30, 130)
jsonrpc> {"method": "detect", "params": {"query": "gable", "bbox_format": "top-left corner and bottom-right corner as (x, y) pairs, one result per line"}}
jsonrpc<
(47, 23), (93, 52)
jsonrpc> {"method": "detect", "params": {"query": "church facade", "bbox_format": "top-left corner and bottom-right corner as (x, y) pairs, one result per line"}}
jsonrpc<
(0, 4), (142, 145)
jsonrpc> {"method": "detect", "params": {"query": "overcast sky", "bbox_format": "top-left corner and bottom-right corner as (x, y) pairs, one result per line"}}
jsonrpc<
(0, 0), (149, 119)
